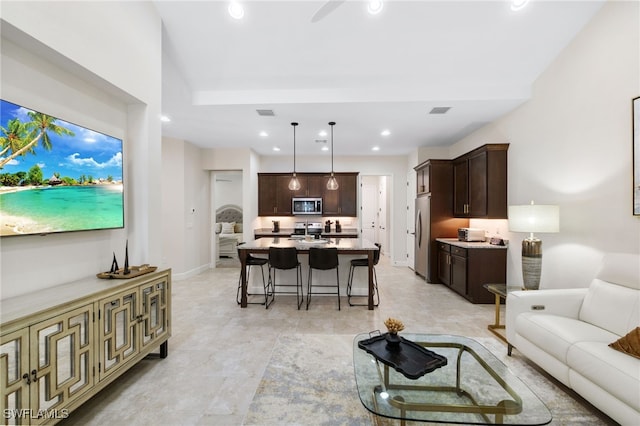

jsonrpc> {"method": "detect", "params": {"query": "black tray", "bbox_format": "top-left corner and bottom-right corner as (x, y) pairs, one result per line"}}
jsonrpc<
(358, 334), (447, 380)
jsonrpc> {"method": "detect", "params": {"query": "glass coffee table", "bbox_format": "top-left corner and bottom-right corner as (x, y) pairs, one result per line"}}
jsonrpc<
(353, 333), (551, 425)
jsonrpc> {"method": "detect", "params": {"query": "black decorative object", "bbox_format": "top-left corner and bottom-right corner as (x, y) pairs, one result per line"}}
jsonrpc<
(123, 240), (130, 275)
(385, 332), (402, 350)
(358, 333), (447, 380)
(110, 252), (119, 273)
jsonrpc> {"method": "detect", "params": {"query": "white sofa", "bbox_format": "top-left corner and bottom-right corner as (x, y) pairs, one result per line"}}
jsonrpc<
(506, 253), (640, 425)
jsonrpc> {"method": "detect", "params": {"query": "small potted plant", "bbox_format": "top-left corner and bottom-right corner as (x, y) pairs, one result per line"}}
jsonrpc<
(384, 317), (404, 349)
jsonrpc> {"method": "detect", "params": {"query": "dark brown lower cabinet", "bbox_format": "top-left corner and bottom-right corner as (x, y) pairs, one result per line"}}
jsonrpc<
(437, 241), (506, 304)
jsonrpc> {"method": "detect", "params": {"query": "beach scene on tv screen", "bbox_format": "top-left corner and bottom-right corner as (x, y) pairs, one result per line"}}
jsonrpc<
(0, 99), (124, 236)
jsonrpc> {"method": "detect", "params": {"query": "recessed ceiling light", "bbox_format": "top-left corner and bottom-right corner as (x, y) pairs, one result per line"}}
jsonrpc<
(510, 0), (530, 11)
(367, 0), (384, 15)
(318, 130), (327, 137)
(372, 146), (380, 151)
(273, 146), (280, 152)
(381, 129), (390, 136)
(259, 131), (268, 137)
(321, 146), (329, 151)
(228, 1), (244, 19)
(160, 115), (171, 122)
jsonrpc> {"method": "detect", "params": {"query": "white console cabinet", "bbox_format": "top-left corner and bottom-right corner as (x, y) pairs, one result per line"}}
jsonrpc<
(0, 269), (171, 425)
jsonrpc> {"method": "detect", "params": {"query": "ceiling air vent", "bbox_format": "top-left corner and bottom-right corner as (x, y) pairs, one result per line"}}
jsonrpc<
(429, 107), (451, 115)
(256, 109), (275, 116)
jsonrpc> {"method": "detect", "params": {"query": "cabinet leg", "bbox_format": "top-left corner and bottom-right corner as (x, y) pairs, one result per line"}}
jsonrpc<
(160, 341), (168, 358)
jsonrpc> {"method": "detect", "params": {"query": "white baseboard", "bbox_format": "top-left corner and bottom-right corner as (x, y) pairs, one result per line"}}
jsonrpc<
(172, 264), (210, 281)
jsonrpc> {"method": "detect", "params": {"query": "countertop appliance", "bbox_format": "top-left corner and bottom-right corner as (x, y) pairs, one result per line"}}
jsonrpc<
(458, 228), (486, 242)
(292, 197), (322, 215)
(293, 222), (323, 236)
(272, 220), (280, 233)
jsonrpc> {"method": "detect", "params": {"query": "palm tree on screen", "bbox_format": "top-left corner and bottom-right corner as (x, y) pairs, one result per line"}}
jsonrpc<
(0, 112), (74, 169)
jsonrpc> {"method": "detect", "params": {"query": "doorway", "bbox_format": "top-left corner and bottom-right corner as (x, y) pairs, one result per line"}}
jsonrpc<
(211, 170), (243, 268)
(360, 175), (390, 256)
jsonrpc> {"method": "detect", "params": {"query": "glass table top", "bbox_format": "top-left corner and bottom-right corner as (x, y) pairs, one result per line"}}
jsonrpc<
(353, 333), (552, 425)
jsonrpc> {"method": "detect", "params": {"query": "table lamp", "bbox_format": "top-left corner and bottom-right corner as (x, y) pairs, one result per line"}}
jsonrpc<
(508, 201), (559, 290)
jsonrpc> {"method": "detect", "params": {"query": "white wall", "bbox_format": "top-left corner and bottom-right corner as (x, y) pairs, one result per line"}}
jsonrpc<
(214, 172), (243, 209)
(459, 0), (640, 289)
(161, 138), (211, 279)
(0, 3), (162, 299)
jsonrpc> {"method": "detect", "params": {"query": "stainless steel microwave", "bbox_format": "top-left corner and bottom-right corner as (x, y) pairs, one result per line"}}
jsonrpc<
(292, 198), (322, 215)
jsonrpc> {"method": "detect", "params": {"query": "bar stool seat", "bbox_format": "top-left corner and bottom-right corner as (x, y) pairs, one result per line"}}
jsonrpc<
(346, 243), (381, 307)
(236, 243), (271, 308)
(268, 247), (303, 309)
(306, 247), (340, 310)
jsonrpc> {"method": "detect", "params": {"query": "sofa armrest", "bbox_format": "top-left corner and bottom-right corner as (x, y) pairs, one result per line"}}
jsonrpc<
(506, 288), (588, 343)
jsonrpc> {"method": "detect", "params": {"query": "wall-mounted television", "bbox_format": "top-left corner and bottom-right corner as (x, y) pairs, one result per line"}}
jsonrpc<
(0, 99), (124, 237)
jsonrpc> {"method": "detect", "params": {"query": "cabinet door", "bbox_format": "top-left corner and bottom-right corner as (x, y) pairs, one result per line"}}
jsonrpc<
(29, 304), (95, 417)
(275, 175), (297, 215)
(0, 328), (30, 421)
(139, 278), (170, 351)
(258, 175), (277, 216)
(468, 151), (488, 217)
(322, 176), (340, 215)
(98, 289), (139, 381)
(338, 174), (358, 216)
(450, 253), (467, 296)
(453, 159), (468, 216)
(416, 164), (430, 195)
(437, 248), (450, 285)
(322, 174), (358, 216)
(306, 175), (324, 197)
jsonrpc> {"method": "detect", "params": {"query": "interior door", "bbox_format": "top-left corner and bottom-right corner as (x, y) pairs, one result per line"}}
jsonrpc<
(361, 181), (377, 242)
(378, 176), (388, 255)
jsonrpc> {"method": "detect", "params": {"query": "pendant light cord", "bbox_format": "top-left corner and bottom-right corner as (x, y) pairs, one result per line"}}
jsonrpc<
(329, 121), (335, 174)
(292, 122), (298, 173)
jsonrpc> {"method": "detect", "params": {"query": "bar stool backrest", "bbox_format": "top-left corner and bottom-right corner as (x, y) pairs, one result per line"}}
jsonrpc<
(309, 247), (339, 270)
(269, 247), (299, 270)
(374, 243), (381, 265)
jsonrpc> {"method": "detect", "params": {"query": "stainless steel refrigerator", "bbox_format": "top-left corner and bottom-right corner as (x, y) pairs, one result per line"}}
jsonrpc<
(414, 195), (430, 278)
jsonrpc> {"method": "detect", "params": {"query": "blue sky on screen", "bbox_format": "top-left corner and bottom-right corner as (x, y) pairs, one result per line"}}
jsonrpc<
(0, 99), (123, 181)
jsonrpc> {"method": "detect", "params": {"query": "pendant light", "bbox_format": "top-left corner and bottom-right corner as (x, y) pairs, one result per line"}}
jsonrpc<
(326, 121), (339, 190)
(288, 122), (301, 191)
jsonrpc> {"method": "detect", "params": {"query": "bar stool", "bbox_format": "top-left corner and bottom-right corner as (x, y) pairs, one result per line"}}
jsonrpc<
(346, 243), (381, 307)
(268, 247), (303, 309)
(236, 243), (272, 308)
(306, 247), (340, 310)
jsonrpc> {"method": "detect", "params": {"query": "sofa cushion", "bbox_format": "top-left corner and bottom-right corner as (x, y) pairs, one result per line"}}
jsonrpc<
(579, 279), (639, 336)
(567, 340), (640, 411)
(609, 327), (640, 359)
(596, 253), (640, 290)
(516, 313), (618, 363)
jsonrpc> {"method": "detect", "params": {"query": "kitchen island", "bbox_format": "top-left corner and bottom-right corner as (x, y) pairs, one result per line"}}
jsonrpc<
(238, 237), (379, 309)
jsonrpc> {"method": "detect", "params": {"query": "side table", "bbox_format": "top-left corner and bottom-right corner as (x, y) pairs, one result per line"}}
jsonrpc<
(483, 283), (520, 355)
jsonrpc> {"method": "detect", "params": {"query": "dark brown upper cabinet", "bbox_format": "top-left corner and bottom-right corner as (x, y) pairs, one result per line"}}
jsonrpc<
(258, 172), (358, 217)
(453, 144), (509, 219)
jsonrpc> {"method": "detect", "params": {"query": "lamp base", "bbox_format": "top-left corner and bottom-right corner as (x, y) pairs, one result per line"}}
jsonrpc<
(521, 239), (542, 290)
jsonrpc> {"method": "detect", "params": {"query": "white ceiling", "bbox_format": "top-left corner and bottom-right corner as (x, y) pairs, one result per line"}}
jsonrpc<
(155, 0), (604, 157)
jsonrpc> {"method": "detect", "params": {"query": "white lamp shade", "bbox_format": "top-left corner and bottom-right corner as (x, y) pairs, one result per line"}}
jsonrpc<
(509, 204), (559, 233)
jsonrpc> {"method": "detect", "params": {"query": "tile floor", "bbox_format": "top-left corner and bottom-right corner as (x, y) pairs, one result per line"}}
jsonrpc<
(61, 255), (613, 425)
